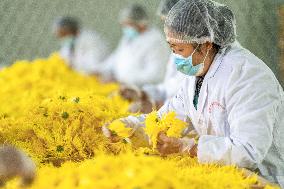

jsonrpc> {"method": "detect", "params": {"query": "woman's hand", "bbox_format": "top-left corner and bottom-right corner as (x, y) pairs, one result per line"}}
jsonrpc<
(119, 85), (141, 101)
(188, 144), (198, 158)
(156, 132), (183, 156)
(101, 125), (121, 143)
(157, 132), (197, 157)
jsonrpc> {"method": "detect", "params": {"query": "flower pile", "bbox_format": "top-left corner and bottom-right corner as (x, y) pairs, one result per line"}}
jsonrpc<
(0, 54), (130, 165)
(0, 53), (118, 118)
(5, 153), (277, 189)
(0, 54), (279, 189)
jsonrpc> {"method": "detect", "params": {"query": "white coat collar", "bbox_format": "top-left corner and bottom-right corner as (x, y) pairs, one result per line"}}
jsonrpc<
(194, 44), (233, 124)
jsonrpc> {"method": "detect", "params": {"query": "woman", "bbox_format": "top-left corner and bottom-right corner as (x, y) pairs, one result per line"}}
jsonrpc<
(142, 0), (185, 105)
(53, 16), (110, 75)
(99, 4), (170, 87)
(104, 0), (284, 186)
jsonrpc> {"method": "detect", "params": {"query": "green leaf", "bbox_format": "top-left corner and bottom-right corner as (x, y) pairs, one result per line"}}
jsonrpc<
(73, 97), (80, 103)
(61, 112), (69, 119)
(56, 145), (64, 152)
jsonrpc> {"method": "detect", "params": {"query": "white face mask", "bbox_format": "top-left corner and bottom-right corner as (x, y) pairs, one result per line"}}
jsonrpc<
(60, 36), (75, 48)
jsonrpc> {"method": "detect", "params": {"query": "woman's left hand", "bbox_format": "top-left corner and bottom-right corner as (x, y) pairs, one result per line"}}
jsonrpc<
(157, 132), (197, 157)
(156, 132), (183, 156)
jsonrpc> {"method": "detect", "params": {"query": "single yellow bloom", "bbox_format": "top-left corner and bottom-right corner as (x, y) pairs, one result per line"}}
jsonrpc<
(108, 119), (132, 138)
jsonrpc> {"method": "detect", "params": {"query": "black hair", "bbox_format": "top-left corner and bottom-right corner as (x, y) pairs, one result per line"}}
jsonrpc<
(56, 16), (80, 34)
(192, 43), (221, 54)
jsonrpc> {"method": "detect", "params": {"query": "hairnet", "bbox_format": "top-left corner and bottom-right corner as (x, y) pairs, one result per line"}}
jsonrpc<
(119, 4), (149, 25)
(54, 16), (80, 33)
(164, 0), (236, 47)
(157, 0), (179, 17)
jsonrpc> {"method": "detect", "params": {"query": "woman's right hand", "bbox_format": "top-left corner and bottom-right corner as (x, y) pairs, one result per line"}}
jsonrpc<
(102, 118), (150, 148)
(119, 85), (141, 101)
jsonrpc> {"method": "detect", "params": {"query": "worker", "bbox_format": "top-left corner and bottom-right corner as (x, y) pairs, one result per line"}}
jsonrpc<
(53, 16), (110, 75)
(142, 0), (185, 106)
(100, 4), (170, 87)
(119, 0), (184, 113)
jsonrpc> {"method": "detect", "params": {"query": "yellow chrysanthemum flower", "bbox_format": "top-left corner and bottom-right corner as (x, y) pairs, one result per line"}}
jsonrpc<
(108, 119), (132, 138)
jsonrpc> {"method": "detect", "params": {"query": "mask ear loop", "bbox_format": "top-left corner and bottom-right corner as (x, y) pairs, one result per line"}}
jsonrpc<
(195, 49), (210, 76)
(185, 44), (200, 61)
(202, 49), (210, 64)
(190, 44), (199, 57)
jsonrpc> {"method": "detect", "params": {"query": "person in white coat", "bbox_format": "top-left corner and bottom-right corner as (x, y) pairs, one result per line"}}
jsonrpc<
(142, 0), (185, 105)
(103, 0), (284, 187)
(118, 0), (183, 113)
(100, 4), (170, 87)
(53, 16), (110, 75)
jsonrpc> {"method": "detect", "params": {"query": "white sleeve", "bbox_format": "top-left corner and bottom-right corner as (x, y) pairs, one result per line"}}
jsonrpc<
(98, 52), (117, 77)
(122, 79), (190, 128)
(126, 41), (169, 86)
(142, 56), (179, 102)
(75, 50), (99, 74)
(73, 32), (110, 74)
(197, 61), (280, 170)
(142, 84), (167, 102)
(96, 39), (126, 77)
(81, 43), (110, 74)
(60, 46), (73, 66)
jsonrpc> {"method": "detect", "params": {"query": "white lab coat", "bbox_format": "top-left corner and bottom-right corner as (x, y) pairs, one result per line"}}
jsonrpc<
(100, 27), (170, 87)
(142, 54), (185, 102)
(60, 30), (110, 74)
(123, 42), (284, 187)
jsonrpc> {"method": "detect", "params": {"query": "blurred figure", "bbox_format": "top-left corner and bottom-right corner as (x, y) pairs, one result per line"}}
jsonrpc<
(142, 0), (184, 107)
(119, 0), (184, 113)
(119, 85), (154, 114)
(156, 0), (179, 20)
(0, 145), (36, 187)
(53, 16), (110, 75)
(100, 4), (170, 87)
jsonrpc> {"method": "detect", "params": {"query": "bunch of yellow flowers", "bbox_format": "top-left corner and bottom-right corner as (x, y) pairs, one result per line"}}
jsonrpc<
(108, 119), (133, 138)
(107, 112), (188, 150)
(144, 111), (187, 149)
